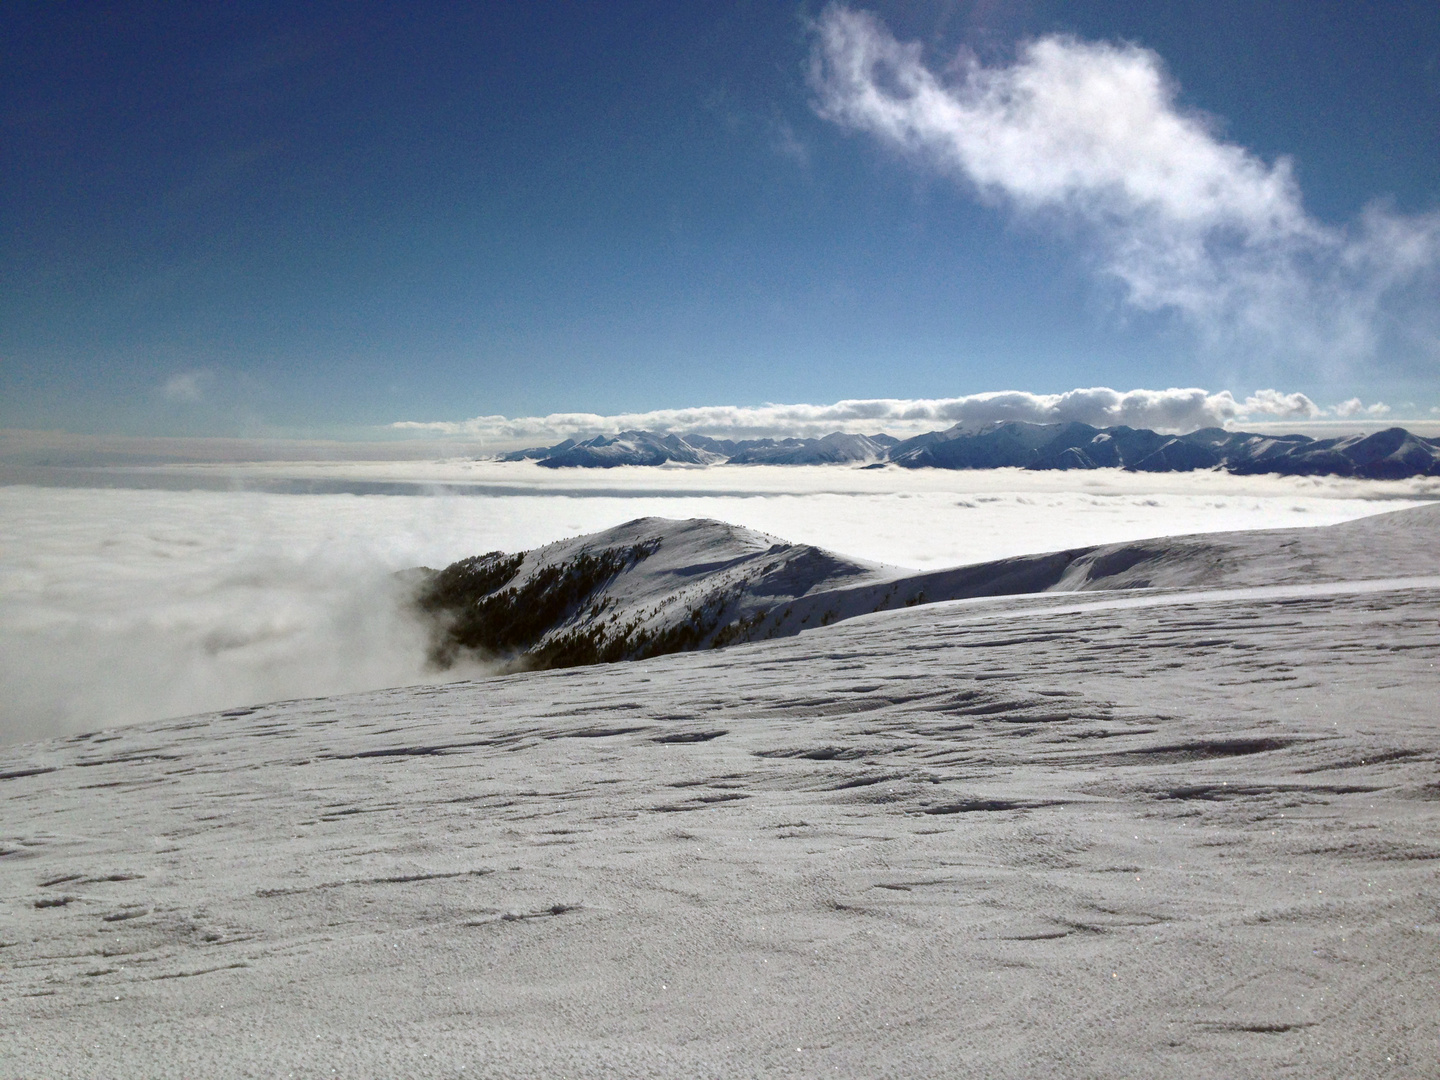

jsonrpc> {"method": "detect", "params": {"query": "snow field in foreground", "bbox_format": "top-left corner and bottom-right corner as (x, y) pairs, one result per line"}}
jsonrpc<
(3, 567), (1437, 1077)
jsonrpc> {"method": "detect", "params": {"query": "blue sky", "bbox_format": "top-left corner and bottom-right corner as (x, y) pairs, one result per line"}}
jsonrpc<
(2, 1), (1437, 440)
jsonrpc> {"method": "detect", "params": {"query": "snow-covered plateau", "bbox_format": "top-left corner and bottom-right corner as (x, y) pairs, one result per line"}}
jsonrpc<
(2, 502), (1438, 1077)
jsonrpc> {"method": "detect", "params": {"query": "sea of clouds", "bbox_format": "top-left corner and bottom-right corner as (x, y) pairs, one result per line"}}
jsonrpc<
(2, 462), (1435, 744)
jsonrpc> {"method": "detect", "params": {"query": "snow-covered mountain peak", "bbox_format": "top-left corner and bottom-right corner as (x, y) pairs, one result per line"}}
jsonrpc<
(498, 423), (1440, 477)
(411, 517), (896, 670)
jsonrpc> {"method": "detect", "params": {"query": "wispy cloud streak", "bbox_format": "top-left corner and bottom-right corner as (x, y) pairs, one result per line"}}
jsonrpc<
(161, 371), (209, 403)
(808, 6), (1440, 370)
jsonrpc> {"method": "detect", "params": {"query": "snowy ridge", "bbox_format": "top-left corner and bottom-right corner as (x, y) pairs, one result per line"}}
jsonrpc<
(501, 431), (727, 468)
(726, 432), (894, 464)
(497, 421), (1440, 478)
(410, 504), (1440, 671)
(498, 430), (898, 467)
(885, 421), (1440, 477)
(411, 517), (899, 669)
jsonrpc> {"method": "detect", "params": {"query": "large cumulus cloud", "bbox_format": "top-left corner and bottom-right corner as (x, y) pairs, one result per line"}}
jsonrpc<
(809, 6), (1440, 372)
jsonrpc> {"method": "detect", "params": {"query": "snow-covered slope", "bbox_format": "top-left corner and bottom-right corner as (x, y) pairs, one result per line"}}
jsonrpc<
(884, 421), (1440, 477)
(411, 505), (1440, 672)
(886, 499), (1440, 598)
(507, 431), (727, 468)
(498, 422), (1440, 478)
(497, 430), (896, 467)
(411, 517), (900, 669)
(4, 512), (1439, 1076)
(727, 432), (892, 464)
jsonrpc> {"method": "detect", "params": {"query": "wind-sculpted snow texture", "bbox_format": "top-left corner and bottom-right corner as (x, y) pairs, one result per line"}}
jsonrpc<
(500, 421), (1440, 478)
(2, 506), (1439, 1076)
(411, 508), (1440, 673)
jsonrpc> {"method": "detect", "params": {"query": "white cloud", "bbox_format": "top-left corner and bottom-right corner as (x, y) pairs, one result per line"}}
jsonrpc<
(809, 6), (1440, 370)
(770, 115), (812, 166)
(391, 386), (1328, 446)
(1240, 389), (1320, 419)
(161, 370), (208, 403)
(1332, 397), (1391, 418)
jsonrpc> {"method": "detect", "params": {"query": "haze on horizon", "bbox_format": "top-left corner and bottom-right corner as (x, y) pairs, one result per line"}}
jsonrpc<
(2, 2), (1438, 443)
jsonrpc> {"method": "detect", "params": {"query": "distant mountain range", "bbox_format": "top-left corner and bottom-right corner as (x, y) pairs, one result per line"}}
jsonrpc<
(499, 422), (1440, 478)
(500, 429), (898, 467)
